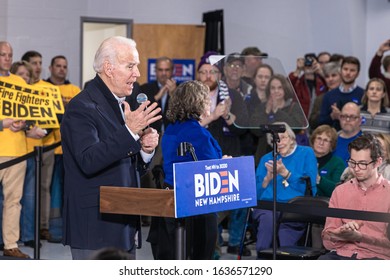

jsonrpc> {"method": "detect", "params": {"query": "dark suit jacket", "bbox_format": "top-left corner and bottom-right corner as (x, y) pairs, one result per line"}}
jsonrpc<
(140, 81), (170, 132)
(60, 74), (148, 250)
(207, 88), (249, 157)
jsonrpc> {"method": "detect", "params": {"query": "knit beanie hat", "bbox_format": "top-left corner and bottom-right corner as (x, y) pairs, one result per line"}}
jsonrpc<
(197, 51), (220, 71)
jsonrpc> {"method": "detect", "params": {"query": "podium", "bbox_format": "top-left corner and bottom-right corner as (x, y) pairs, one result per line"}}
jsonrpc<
(100, 186), (175, 218)
(100, 186), (190, 259)
(100, 156), (257, 260)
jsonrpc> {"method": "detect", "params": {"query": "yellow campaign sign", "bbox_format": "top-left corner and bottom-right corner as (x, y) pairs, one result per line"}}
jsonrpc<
(35, 118), (60, 129)
(35, 85), (65, 114)
(0, 81), (59, 129)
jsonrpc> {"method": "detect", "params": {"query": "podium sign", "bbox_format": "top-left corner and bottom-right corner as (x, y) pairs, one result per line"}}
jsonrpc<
(173, 156), (257, 218)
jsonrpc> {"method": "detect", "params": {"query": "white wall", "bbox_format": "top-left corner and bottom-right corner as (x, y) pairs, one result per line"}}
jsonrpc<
(366, 0), (390, 77)
(1, 0), (389, 87)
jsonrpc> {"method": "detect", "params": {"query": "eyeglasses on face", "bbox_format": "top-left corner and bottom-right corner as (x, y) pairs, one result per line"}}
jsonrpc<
(315, 136), (331, 144)
(198, 70), (219, 76)
(339, 114), (360, 121)
(227, 63), (243, 69)
(347, 159), (375, 170)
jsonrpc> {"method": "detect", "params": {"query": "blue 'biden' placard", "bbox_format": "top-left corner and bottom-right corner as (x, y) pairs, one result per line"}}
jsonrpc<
(173, 156), (257, 218)
(147, 58), (195, 83)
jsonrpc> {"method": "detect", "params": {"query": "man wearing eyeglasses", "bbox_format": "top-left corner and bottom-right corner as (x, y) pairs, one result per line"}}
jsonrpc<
(223, 53), (252, 101)
(319, 134), (390, 260)
(333, 102), (363, 166)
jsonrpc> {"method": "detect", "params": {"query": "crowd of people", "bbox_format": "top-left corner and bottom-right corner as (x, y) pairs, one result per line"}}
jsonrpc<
(0, 36), (390, 260)
(147, 41), (390, 260)
(0, 41), (80, 258)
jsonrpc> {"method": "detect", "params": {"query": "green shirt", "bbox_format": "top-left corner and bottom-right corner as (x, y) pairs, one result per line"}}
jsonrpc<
(317, 155), (345, 197)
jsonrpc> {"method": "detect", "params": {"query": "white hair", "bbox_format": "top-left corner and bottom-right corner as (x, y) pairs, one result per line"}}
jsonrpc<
(93, 36), (137, 73)
(266, 121), (296, 146)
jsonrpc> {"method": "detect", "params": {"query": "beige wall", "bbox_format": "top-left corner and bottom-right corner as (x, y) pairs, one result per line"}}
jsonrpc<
(133, 24), (205, 85)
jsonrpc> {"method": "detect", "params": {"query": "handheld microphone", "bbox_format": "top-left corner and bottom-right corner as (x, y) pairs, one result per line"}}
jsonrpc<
(136, 93), (148, 105)
(136, 93), (150, 130)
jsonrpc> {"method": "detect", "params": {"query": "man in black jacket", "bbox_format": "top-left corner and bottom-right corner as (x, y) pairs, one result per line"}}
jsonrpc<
(61, 36), (161, 259)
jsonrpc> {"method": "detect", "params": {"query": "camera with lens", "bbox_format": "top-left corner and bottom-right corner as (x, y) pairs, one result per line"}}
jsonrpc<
(304, 53), (316, 67)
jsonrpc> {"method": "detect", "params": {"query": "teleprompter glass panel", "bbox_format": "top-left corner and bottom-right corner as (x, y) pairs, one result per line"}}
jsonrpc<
(209, 54), (308, 130)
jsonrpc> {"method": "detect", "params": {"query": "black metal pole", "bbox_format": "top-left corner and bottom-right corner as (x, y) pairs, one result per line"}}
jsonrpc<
(34, 146), (43, 260)
(238, 207), (251, 260)
(271, 132), (278, 260)
(175, 142), (198, 260)
(259, 125), (285, 260)
(174, 219), (186, 260)
(133, 156), (142, 250)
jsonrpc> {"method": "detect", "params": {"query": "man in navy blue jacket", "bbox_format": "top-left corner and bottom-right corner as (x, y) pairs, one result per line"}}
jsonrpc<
(60, 36), (161, 260)
(319, 56), (364, 131)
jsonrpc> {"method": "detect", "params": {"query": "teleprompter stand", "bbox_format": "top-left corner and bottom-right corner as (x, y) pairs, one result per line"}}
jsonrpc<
(259, 124), (286, 260)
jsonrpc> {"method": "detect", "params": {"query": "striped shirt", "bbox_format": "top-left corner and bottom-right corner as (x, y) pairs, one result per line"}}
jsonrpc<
(360, 106), (390, 134)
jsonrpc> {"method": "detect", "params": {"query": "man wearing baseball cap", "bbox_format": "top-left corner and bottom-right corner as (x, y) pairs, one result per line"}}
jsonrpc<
(241, 47), (267, 86)
(223, 53), (252, 101)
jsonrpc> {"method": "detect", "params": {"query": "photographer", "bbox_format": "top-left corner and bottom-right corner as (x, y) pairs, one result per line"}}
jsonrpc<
(368, 39), (390, 100)
(288, 54), (327, 119)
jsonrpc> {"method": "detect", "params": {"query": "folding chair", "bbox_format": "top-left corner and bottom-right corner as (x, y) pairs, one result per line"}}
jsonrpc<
(257, 195), (329, 260)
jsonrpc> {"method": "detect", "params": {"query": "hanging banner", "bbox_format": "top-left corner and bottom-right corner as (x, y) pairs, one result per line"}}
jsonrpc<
(147, 58), (195, 84)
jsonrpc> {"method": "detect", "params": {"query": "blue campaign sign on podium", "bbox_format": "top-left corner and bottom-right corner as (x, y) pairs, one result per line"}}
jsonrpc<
(173, 156), (257, 218)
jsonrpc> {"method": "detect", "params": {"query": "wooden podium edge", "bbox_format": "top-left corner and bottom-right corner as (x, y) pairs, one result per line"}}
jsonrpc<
(100, 186), (175, 218)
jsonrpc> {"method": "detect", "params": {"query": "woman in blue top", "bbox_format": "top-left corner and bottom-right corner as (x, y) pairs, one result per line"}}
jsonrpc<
(147, 80), (222, 260)
(161, 86), (222, 186)
(253, 122), (317, 253)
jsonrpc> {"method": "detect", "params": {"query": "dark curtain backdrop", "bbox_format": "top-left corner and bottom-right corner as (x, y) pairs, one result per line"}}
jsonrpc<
(202, 9), (225, 54)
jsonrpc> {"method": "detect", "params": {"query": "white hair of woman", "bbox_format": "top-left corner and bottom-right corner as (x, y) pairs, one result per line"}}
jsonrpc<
(266, 121), (296, 147)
